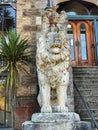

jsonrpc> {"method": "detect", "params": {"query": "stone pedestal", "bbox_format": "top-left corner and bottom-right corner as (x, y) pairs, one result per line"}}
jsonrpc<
(22, 112), (91, 130)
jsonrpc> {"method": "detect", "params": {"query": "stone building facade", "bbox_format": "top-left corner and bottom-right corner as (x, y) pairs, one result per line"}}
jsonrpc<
(13, 0), (98, 129)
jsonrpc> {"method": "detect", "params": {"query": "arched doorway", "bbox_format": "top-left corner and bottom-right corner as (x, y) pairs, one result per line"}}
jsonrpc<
(57, 1), (98, 66)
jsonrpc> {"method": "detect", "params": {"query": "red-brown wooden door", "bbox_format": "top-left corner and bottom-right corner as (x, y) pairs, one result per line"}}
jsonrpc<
(68, 21), (96, 67)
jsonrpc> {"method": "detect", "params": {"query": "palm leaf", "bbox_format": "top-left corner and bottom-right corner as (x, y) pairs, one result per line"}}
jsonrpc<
(0, 29), (33, 99)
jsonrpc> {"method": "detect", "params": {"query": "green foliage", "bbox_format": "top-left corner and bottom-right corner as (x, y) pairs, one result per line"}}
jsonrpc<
(0, 30), (33, 97)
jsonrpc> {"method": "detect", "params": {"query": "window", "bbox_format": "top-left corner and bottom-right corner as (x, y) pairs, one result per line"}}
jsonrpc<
(0, 4), (16, 32)
(67, 24), (74, 60)
(80, 24), (87, 60)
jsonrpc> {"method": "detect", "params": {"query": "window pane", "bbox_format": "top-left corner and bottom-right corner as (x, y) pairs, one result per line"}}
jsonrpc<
(0, 5), (16, 31)
(67, 24), (74, 60)
(80, 24), (88, 60)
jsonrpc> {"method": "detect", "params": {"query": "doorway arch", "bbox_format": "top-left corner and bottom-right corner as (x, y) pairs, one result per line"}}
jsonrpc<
(57, 0), (98, 6)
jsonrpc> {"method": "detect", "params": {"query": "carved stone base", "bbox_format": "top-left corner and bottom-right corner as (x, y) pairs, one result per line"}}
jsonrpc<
(22, 112), (91, 130)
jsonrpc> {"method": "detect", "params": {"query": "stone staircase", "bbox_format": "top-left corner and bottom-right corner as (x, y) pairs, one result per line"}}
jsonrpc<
(73, 67), (98, 129)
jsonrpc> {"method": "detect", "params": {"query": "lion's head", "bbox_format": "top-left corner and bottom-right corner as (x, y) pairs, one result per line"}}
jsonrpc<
(36, 8), (70, 72)
(45, 30), (70, 64)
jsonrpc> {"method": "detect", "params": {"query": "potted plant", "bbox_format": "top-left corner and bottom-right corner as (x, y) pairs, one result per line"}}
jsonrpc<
(0, 30), (33, 129)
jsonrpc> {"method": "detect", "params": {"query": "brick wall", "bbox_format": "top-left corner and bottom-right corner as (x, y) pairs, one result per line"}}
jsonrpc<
(14, 96), (40, 129)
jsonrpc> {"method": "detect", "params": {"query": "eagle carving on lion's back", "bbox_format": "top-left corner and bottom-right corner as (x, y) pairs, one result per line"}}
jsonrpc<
(36, 8), (71, 113)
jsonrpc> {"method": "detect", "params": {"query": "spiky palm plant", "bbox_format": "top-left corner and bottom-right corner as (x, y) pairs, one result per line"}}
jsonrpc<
(0, 30), (33, 128)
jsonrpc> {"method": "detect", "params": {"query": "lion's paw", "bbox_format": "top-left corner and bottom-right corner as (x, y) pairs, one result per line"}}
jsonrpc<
(55, 106), (68, 113)
(41, 105), (52, 113)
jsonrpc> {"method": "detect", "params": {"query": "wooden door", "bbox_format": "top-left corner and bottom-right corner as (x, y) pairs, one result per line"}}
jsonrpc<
(68, 21), (96, 67)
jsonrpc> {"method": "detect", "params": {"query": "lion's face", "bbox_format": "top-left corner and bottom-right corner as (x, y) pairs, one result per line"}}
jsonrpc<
(46, 32), (64, 54)
(45, 31), (70, 63)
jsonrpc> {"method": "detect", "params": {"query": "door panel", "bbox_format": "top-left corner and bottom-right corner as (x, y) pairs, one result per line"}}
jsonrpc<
(68, 21), (96, 67)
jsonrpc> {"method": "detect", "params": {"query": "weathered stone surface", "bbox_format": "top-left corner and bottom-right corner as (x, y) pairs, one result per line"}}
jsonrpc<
(73, 67), (98, 126)
(31, 112), (80, 122)
(74, 121), (91, 130)
(23, 121), (73, 130)
(22, 121), (91, 130)
(22, 113), (91, 130)
(36, 7), (71, 113)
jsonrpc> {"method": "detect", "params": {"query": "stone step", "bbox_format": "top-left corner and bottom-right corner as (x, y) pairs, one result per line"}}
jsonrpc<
(73, 67), (98, 70)
(73, 70), (98, 73)
(74, 88), (98, 91)
(73, 67), (98, 74)
(74, 81), (98, 85)
(74, 84), (98, 90)
(73, 67), (98, 130)
(75, 96), (98, 101)
(75, 108), (98, 111)
(74, 89), (98, 95)
(80, 117), (98, 124)
(73, 83), (98, 88)
(80, 117), (98, 129)
(74, 84), (98, 87)
(74, 84), (98, 88)
(73, 67), (98, 129)
(80, 117), (98, 121)
(73, 70), (98, 74)
(74, 95), (98, 102)
(75, 109), (98, 118)
(74, 102), (98, 110)
(73, 74), (98, 80)
(73, 76), (98, 82)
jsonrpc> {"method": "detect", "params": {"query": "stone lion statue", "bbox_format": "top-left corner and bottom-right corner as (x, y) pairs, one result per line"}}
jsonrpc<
(36, 7), (70, 113)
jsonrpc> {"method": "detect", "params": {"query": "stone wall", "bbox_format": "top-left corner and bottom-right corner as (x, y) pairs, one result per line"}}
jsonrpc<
(17, 0), (38, 95)
(15, 0), (41, 129)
